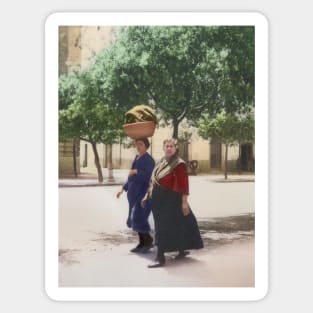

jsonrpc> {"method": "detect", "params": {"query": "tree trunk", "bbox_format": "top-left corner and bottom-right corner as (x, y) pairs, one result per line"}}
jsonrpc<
(119, 140), (122, 167)
(172, 119), (179, 139)
(72, 139), (78, 178)
(91, 142), (103, 182)
(224, 144), (228, 180)
(107, 144), (115, 182)
(104, 144), (108, 168)
(238, 143), (242, 174)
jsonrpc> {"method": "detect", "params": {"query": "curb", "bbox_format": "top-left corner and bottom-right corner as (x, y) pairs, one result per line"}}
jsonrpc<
(59, 181), (124, 188)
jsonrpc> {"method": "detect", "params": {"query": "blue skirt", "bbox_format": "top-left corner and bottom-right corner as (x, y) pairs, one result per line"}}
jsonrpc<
(127, 192), (152, 233)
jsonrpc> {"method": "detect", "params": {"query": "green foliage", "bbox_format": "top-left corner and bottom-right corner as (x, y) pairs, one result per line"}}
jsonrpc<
(71, 69), (125, 144)
(198, 112), (238, 145)
(58, 69), (125, 145)
(198, 111), (254, 145)
(198, 111), (254, 179)
(59, 104), (82, 142)
(211, 26), (255, 114)
(102, 26), (220, 123)
(58, 25), (255, 144)
(58, 71), (82, 142)
(58, 72), (81, 110)
(89, 26), (254, 137)
(236, 113), (255, 144)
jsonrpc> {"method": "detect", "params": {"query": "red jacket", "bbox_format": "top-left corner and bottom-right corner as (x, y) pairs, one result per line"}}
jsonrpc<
(159, 163), (189, 195)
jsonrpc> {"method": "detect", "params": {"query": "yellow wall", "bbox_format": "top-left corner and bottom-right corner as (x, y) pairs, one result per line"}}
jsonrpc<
(79, 123), (250, 174)
(59, 141), (80, 177)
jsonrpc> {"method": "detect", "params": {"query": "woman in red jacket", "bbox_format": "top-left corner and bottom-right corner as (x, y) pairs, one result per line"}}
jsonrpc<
(142, 138), (203, 268)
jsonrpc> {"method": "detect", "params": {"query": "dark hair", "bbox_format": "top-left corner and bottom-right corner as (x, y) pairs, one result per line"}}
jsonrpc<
(135, 137), (150, 149)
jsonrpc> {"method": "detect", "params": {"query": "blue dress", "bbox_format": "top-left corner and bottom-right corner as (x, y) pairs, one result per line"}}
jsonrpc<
(123, 152), (155, 233)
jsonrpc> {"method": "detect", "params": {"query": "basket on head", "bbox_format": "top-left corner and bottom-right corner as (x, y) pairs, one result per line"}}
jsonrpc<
(122, 121), (156, 139)
(123, 105), (157, 138)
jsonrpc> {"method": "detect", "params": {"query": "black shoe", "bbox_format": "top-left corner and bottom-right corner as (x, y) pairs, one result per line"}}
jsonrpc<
(149, 253), (165, 268)
(130, 244), (143, 253)
(175, 251), (190, 259)
(139, 244), (153, 253)
(148, 259), (165, 268)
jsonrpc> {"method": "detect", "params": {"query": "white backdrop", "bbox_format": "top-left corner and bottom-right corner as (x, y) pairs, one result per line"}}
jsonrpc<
(0, 0), (312, 312)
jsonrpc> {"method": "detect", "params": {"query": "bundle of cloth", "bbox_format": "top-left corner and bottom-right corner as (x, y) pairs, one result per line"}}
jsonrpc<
(125, 105), (157, 124)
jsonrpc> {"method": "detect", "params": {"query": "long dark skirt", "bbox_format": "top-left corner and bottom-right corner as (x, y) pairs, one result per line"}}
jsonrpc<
(151, 185), (203, 253)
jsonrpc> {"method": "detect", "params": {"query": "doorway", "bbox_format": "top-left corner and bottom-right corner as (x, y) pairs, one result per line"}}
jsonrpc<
(239, 144), (254, 171)
(210, 139), (222, 169)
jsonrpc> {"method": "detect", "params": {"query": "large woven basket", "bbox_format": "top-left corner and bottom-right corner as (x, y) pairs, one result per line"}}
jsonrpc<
(122, 121), (156, 139)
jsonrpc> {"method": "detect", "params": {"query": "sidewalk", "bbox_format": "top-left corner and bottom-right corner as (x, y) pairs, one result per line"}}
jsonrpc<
(59, 169), (127, 187)
(59, 169), (255, 187)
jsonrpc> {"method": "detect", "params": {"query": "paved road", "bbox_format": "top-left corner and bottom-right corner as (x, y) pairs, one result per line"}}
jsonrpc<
(59, 175), (255, 287)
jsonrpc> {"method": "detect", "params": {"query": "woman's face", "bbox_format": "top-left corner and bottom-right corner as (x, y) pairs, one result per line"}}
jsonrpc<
(163, 141), (177, 159)
(135, 140), (147, 155)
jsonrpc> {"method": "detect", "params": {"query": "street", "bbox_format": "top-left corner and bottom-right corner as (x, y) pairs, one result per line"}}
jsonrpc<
(59, 174), (255, 287)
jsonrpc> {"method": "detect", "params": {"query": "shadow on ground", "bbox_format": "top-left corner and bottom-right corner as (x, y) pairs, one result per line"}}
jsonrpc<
(59, 213), (254, 265)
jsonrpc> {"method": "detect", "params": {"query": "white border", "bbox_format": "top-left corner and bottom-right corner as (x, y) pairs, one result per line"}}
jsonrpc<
(45, 12), (268, 301)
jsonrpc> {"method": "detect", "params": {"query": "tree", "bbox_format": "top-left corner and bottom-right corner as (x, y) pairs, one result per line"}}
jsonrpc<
(91, 26), (254, 138)
(59, 25), (255, 179)
(71, 69), (125, 182)
(58, 72), (82, 177)
(58, 72), (82, 110)
(103, 26), (219, 138)
(237, 113), (255, 144)
(198, 111), (254, 179)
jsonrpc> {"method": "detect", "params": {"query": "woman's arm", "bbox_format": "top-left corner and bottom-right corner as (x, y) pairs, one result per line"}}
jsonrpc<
(128, 169), (138, 176)
(131, 156), (155, 182)
(141, 192), (149, 208)
(182, 194), (190, 216)
(117, 159), (135, 197)
(173, 163), (190, 215)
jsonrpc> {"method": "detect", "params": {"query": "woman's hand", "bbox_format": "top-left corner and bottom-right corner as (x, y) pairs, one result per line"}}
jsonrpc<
(141, 193), (148, 208)
(128, 169), (138, 176)
(116, 189), (124, 199)
(182, 202), (190, 216)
